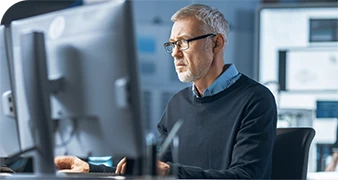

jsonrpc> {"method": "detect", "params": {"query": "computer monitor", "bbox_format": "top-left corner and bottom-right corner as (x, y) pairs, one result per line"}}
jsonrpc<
(0, 25), (21, 158)
(9, 0), (145, 172)
(278, 47), (338, 91)
(316, 101), (338, 119)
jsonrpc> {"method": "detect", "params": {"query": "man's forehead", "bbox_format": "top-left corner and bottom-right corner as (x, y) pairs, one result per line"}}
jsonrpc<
(170, 18), (203, 39)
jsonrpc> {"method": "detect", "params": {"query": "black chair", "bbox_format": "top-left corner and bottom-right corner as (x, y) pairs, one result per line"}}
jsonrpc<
(271, 127), (315, 179)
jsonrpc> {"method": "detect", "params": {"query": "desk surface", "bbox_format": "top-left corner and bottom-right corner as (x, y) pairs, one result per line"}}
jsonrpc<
(0, 173), (175, 179)
(308, 172), (338, 179)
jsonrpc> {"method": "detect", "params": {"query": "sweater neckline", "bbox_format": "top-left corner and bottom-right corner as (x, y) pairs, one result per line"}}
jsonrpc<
(193, 74), (247, 103)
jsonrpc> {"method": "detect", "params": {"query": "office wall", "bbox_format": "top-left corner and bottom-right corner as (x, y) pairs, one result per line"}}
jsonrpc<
(132, 0), (260, 79)
(130, 0), (261, 132)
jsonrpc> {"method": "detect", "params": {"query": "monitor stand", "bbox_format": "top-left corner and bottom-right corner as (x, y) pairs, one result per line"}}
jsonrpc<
(19, 31), (55, 175)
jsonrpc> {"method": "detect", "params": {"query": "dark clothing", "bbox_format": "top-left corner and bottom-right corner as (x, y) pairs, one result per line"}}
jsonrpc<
(89, 164), (115, 173)
(89, 74), (277, 178)
(157, 74), (277, 179)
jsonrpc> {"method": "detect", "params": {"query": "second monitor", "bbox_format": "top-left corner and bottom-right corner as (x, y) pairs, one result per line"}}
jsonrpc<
(10, 0), (145, 161)
(0, 25), (21, 159)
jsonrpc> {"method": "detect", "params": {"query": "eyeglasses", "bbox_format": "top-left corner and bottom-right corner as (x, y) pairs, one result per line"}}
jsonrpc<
(163, 33), (217, 54)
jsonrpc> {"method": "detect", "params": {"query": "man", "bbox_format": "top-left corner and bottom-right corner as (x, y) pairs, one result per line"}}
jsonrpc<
(325, 126), (338, 172)
(326, 151), (338, 172)
(55, 4), (277, 178)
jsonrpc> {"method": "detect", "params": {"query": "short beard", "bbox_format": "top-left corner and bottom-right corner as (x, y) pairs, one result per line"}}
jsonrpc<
(177, 67), (205, 83)
(176, 61), (211, 83)
(177, 69), (194, 82)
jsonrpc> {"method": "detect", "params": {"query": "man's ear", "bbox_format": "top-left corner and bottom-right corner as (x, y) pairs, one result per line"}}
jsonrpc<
(213, 34), (225, 53)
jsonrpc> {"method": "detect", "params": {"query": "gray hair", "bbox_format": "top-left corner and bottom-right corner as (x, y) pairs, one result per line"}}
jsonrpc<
(171, 4), (229, 47)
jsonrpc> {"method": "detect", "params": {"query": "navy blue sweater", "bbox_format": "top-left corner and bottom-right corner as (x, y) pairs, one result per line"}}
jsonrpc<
(157, 74), (277, 179)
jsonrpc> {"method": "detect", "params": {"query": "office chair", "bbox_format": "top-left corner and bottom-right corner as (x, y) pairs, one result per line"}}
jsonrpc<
(271, 127), (315, 179)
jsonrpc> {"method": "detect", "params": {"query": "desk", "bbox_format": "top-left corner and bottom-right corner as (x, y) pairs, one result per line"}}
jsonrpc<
(0, 173), (12, 177)
(0, 173), (175, 179)
(308, 172), (338, 179)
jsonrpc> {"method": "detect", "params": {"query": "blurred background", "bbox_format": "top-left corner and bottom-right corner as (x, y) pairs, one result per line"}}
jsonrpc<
(1, 0), (337, 174)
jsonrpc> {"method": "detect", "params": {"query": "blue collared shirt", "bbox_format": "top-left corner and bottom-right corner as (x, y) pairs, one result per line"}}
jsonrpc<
(192, 63), (242, 98)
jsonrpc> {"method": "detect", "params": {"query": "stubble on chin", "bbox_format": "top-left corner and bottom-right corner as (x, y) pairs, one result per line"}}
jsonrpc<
(174, 59), (193, 82)
(177, 70), (193, 83)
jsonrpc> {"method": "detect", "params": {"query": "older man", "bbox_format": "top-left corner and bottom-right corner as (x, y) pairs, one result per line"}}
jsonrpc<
(55, 4), (277, 179)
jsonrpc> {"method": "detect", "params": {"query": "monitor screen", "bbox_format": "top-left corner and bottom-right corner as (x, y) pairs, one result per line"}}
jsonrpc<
(0, 25), (21, 158)
(278, 47), (338, 91)
(258, 6), (338, 83)
(316, 101), (338, 118)
(9, 0), (145, 160)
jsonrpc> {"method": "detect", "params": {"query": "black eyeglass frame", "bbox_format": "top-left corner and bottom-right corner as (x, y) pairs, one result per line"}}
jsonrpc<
(163, 33), (217, 54)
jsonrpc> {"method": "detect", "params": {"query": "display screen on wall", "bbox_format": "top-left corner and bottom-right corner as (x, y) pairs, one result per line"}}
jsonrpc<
(309, 18), (338, 42)
(279, 47), (338, 91)
(316, 101), (338, 118)
(258, 6), (338, 84)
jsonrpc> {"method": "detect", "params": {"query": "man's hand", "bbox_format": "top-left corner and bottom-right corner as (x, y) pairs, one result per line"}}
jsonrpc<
(115, 157), (170, 176)
(115, 157), (127, 174)
(325, 152), (338, 172)
(54, 156), (89, 173)
(325, 162), (337, 172)
(157, 161), (170, 176)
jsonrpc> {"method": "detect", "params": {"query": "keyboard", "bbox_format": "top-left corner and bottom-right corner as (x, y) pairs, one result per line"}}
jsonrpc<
(56, 171), (122, 178)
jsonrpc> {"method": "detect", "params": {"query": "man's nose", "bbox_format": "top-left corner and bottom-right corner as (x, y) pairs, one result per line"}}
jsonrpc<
(171, 46), (183, 58)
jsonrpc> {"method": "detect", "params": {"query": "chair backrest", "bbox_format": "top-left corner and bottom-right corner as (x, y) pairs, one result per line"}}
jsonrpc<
(271, 127), (315, 179)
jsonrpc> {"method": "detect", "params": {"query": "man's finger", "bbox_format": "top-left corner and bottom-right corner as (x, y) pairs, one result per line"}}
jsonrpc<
(115, 157), (126, 174)
(115, 165), (120, 174)
(54, 156), (74, 170)
(120, 157), (127, 164)
(121, 163), (126, 174)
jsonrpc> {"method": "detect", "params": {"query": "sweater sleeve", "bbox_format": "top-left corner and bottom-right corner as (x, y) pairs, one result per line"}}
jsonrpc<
(160, 88), (277, 179)
(157, 108), (173, 163)
(89, 163), (116, 173)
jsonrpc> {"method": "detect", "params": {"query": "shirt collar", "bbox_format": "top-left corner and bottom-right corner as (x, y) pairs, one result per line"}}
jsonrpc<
(192, 63), (240, 98)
